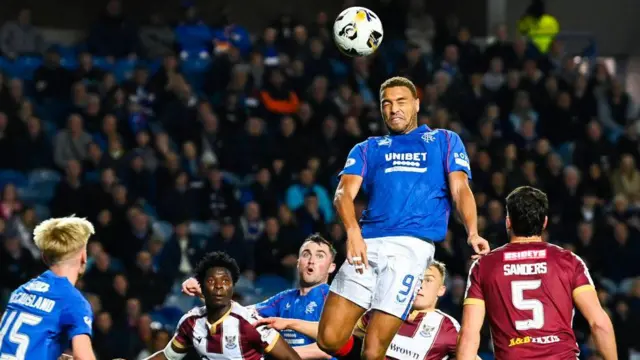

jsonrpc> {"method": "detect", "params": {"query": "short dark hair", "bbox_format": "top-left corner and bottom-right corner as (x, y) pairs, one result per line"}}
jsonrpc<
(301, 233), (337, 259)
(379, 76), (418, 99)
(194, 251), (240, 285)
(505, 186), (548, 237)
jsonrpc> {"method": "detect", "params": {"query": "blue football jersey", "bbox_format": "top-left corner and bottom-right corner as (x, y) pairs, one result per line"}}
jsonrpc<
(254, 283), (329, 347)
(0, 271), (93, 360)
(340, 125), (472, 242)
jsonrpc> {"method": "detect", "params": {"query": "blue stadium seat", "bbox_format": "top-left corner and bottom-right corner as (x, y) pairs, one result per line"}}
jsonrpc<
(92, 57), (113, 71)
(19, 184), (56, 205)
(189, 221), (213, 238)
(28, 169), (61, 185)
(142, 202), (158, 219)
(254, 275), (292, 298)
(153, 220), (173, 241)
(32, 204), (51, 221)
(60, 56), (78, 70)
(0, 170), (28, 189)
(330, 59), (348, 78)
(11, 57), (43, 80)
(112, 59), (137, 83)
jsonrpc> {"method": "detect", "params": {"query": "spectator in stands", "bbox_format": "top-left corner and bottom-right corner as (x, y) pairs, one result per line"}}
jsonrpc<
(87, 0), (139, 59)
(73, 51), (104, 88)
(139, 13), (175, 59)
(33, 47), (72, 101)
(611, 154), (640, 203)
(0, 8), (45, 58)
(158, 221), (201, 285)
(53, 114), (92, 169)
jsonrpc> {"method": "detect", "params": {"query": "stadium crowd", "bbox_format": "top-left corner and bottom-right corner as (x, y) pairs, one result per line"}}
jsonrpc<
(0, 0), (639, 359)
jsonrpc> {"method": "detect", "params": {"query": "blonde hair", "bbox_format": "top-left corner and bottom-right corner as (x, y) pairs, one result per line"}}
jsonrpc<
(33, 216), (95, 264)
(428, 260), (447, 284)
(379, 76), (418, 99)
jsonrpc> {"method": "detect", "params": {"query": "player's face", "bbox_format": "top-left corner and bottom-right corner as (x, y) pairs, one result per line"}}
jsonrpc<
(202, 267), (234, 308)
(297, 241), (336, 287)
(380, 86), (419, 134)
(412, 266), (445, 311)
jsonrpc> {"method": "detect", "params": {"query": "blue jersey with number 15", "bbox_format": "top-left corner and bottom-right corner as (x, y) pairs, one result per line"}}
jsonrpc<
(340, 125), (472, 242)
(0, 271), (93, 360)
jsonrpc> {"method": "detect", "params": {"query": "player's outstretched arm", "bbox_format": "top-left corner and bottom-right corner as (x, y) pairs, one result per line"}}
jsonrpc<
(448, 171), (490, 256)
(70, 335), (96, 360)
(574, 288), (618, 360)
(268, 336), (303, 360)
(256, 317), (320, 339)
(334, 174), (368, 271)
(456, 302), (485, 360)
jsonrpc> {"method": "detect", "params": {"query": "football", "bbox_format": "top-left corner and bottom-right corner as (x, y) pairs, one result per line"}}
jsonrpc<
(333, 6), (384, 57)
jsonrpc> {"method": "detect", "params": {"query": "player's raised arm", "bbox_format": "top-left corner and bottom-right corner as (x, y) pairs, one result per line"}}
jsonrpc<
(335, 142), (367, 272)
(571, 256), (617, 360)
(442, 131), (489, 256)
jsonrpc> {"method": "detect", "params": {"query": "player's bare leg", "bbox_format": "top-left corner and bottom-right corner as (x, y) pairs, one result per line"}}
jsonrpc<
(317, 292), (366, 355)
(360, 310), (404, 360)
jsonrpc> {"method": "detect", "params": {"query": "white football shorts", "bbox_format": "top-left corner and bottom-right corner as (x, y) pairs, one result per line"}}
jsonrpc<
(329, 236), (435, 320)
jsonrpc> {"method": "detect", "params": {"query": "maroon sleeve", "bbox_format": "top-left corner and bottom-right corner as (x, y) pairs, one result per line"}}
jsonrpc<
(463, 259), (484, 305)
(569, 252), (595, 296)
(172, 315), (196, 349)
(441, 316), (461, 356)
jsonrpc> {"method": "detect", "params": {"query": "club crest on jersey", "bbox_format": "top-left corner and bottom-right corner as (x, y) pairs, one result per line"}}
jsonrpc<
(420, 324), (436, 338)
(422, 132), (436, 143)
(224, 335), (237, 349)
(305, 301), (318, 314)
(377, 136), (392, 147)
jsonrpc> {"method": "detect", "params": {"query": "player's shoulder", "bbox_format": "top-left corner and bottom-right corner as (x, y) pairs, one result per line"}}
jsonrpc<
(544, 242), (588, 266)
(435, 309), (460, 332)
(230, 301), (261, 325)
(310, 283), (330, 298)
(177, 305), (207, 327)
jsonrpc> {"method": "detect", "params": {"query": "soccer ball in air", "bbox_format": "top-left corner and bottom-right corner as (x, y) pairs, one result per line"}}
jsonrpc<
(333, 6), (384, 57)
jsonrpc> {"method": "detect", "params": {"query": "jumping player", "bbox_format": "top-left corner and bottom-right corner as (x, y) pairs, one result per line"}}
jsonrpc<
(457, 186), (617, 360)
(317, 76), (490, 360)
(146, 251), (301, 360)
(182, 234), (336, 359)
(262, 261), (482, 360)
(0, 216), (97, 360)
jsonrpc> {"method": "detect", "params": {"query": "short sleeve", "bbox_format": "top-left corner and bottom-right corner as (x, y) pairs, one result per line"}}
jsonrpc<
(442, 130), (472, 179)
(61, 295), (93, 339)
(243, 314), (281, 353)
(339, 142), (368, 178)
(463, 260), (484, 305)
(172, 314), (196, 350)
(442, 316), (460, 356)
(253, 292), (286, 318)
(570, 253), (595, 297)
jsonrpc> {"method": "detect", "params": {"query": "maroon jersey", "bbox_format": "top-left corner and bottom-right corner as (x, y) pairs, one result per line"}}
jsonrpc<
(464, 242), (595, 360)
(171, 302), (280, 359)
(357, 309), (459, 360)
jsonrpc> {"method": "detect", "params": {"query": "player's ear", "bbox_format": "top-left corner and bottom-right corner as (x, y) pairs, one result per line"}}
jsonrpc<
(329, 262), (337, 274)
(414, 97), (420, 113)
(543, 216), (548, 230)
(505, 216), (511, 230)
(437, 285), (446, 297)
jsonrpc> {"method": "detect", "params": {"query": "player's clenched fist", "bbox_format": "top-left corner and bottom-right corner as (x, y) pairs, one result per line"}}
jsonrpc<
(346, 228), (368, 274)
(181, 277), (202, 297)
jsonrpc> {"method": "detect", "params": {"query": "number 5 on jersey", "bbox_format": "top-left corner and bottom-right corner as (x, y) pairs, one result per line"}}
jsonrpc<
(511, 280), (544, 330)
(0, 310), (43, 360)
